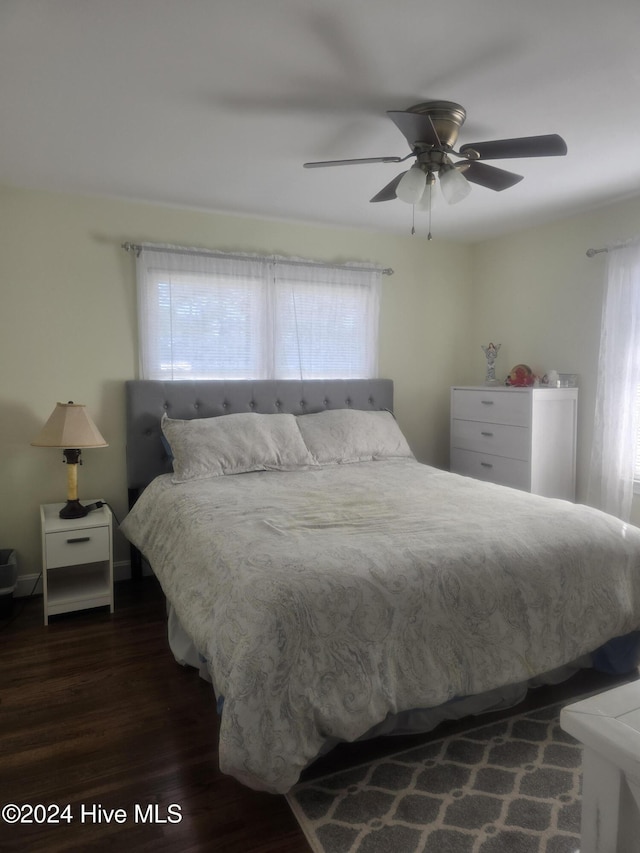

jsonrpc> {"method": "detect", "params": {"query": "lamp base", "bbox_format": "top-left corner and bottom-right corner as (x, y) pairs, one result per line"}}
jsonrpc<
(59, 499), (89, 520)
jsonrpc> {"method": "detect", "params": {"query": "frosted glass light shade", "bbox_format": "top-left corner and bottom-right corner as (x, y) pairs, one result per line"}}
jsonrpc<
(439, 165), (471, 205)
(417, 180), (436, 212)
(396, 166), (427, 204)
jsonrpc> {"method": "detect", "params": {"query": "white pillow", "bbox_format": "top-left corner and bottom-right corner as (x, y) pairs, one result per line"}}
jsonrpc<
(161, 412), (316, 483)
(296, 409), (413, 465)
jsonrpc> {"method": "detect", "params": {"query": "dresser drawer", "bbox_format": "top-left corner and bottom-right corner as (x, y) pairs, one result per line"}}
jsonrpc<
(451, 419), (530, 461)
(451, 389), (530, 426)
(450, 448), (530, 491)
(45, 525), (110, 569)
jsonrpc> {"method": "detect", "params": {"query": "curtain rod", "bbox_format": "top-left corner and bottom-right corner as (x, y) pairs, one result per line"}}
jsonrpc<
(586, 237), (640, 257)
(122, 242), (393, 275)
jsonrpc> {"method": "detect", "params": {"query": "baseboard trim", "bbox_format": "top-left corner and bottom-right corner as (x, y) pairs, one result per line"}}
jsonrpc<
(114, 560), (133, 583)
(15, 574), (43, 598)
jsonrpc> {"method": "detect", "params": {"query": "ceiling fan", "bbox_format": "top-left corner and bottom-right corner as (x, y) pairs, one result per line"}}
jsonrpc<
(303, 100), (567, 234)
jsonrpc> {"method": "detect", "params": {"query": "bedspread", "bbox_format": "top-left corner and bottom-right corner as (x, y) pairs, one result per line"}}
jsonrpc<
(121, 459), (640, 793)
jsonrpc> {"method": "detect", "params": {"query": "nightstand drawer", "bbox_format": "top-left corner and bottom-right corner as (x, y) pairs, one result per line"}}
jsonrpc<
(451, 419), (530, 460)
(451, 448), (530, 491)
(45, 526), (110, 569)
(451, 389), (530, 426)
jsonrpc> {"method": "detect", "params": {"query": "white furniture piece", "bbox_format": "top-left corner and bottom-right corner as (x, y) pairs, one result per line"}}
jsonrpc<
(40, 501), (113, 625)
(561, 681), (640, 853)
(450, 386), (578, 500)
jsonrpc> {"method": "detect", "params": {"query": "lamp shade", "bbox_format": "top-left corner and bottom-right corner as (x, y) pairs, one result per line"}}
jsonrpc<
(396, 165), (427, 205)
(439, 164), (471, 205)
(416, 176), (437, 212)
(31, 402), (108, 449)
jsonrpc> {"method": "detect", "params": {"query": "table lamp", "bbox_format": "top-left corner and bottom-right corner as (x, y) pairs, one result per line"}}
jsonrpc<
(31, 401), (108, 519)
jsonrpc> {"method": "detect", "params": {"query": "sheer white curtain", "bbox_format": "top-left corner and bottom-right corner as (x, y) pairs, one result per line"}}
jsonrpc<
(135, 245), (381, 381)
(136, 246), (270, 380)
(588, 242), (640, 520)
(272, 260), (380, 379)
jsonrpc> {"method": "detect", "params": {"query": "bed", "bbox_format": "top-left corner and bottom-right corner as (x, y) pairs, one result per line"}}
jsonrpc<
(121, 378), (640, 794)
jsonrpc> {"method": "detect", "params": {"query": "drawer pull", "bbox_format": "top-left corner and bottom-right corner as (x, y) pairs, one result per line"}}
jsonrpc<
(480, 462), (493, 468)
(481, 400), (494, 405)
(67, 536), (91, 544)
(480, 431), (494, 437)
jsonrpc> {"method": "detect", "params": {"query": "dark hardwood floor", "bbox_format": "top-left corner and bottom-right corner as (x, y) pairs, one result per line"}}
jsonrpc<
(0, 578), (633, 852)
(0, 579), (305, 853)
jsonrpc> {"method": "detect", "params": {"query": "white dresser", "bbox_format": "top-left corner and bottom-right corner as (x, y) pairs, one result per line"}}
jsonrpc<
(450, 386), (578, 500)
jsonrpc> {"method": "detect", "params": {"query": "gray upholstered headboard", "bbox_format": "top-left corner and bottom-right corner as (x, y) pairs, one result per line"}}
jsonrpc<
(125, 378), (394, 492)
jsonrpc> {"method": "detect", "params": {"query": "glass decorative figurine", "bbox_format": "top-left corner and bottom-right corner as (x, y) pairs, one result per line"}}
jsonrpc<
(481, 342), (501, 386)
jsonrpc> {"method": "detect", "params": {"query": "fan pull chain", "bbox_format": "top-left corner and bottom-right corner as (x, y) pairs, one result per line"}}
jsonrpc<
(411, 204), (416, 236)
(427, 182), (433, 241)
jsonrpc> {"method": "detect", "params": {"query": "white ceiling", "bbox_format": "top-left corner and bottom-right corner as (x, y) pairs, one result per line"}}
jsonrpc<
(2, 0), (640, 242)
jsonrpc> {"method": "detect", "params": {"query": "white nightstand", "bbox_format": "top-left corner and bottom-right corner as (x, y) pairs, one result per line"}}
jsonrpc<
(561, 681), (640, 853)
(40, 501), (114, 625)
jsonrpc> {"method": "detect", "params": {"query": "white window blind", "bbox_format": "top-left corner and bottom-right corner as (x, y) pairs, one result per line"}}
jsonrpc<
(135, 246), (381, 380)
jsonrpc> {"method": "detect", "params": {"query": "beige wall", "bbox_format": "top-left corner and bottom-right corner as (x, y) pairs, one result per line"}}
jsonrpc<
(0, 185), (472, 581)
(5, 181), (640, 586)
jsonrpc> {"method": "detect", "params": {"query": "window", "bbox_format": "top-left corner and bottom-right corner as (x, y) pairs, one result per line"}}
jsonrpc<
(135, 247), (381, 380)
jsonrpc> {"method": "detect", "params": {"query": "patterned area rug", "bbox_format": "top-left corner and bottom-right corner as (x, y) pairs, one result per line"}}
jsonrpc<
(287, 701), (583, 853)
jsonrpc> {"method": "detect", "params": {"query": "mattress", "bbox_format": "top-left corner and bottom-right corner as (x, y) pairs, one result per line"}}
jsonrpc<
(121, 458), (640, 793)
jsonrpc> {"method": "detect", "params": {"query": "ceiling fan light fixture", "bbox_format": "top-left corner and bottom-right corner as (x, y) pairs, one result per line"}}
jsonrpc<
(395, 165), (427, 204)
(439, 164), (471, 205)
(416, 173), (436, 212)
(302, 100), (567, 235)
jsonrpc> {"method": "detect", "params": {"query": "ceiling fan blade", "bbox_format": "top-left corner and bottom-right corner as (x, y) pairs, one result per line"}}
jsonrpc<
(370, 172), (406, 202)
(459, 134), (567, 160)
(304, 155), (403, 168)
(387, 111), (440, 148)
(460, 161), (524, 191)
